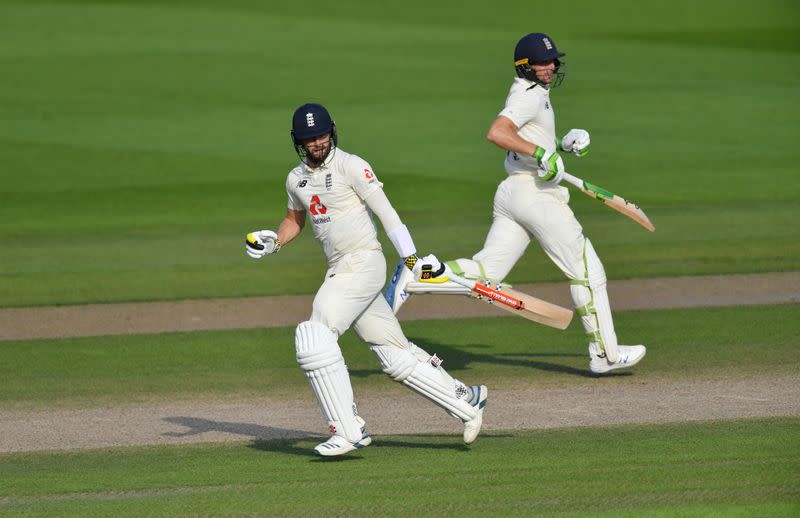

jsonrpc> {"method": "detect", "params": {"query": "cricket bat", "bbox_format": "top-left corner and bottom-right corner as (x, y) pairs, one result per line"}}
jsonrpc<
(562, 172), (655, 232)
(447, 273), (573, 330)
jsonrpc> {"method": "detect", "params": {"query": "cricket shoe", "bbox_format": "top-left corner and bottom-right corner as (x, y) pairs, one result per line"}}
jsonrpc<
(384, 258), (414, 314)
(462, 385), (488, 444)
(589, 344), (646, 374)
(313, 416), (372, 457)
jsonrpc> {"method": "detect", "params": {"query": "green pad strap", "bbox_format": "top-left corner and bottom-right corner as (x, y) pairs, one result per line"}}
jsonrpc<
(445, 260), (464, 277)
(477, 261), (487, 279)
(576, 302), (595, 317)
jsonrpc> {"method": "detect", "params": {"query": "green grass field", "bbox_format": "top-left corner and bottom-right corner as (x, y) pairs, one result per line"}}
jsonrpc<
(1, 304), (798, 408)
(3, 303), (799, 516)
(1, 305), (799, 515)
(1, 0), (799, 306)
(1, 1), (799, 516)
(2, 419), (798, 516)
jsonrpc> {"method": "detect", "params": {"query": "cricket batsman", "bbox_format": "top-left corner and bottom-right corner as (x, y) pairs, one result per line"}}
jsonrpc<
(385, 34), (646, 375)
(245, 103), (487, 456)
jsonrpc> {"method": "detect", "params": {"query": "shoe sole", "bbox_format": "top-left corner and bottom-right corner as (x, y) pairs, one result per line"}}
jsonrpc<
(314, 435), (372, 457)
(590, 350), (646, 374)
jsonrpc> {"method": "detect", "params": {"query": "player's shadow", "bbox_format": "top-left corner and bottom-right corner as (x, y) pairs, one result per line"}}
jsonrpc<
(163, 416), (315, 441)
(163, 416), (323, 458)
(350, 338), (625, 379)
(162, 416), (473, 459)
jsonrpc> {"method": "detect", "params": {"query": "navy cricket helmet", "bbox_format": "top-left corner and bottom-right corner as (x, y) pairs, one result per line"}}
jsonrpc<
(290, 103), (338, 164)
(514, 33), (567, 88)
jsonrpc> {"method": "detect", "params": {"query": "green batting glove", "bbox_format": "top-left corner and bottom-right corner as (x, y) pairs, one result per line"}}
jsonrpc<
(532, 146), (564, 182)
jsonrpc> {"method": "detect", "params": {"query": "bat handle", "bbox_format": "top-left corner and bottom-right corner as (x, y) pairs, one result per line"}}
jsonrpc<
(447, 272), (476, 290)
(561, 171), (584, 190)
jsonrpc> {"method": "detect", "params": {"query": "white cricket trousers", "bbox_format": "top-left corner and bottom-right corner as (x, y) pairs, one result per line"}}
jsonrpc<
(311, 249), (409, 348)
(473, 174), (586, 282)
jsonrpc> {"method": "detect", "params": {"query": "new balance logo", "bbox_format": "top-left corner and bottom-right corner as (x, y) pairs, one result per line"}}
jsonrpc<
(306, 112), (315, 127)
(297, 179), (307, 188)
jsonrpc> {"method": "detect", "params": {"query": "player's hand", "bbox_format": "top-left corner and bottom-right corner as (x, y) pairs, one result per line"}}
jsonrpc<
(245, 230), (281, 259)
(412, 254), (447, 282)
(532, 146), (564, 184)
(561, 129), (590, 157)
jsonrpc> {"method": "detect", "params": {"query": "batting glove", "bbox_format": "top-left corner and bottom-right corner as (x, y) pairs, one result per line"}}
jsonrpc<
(532, 146), (565, 184)
(412, 254), (447, 282)
(246, 230), (281, 259)
(561, 129), (590, 157)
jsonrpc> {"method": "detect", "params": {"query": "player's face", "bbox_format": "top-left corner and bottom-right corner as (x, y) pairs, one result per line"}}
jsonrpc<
(301, 133), (332, 164)
(532, 61), (556, 84)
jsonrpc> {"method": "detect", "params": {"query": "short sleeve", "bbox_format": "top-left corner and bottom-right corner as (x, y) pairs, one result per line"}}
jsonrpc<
(345, 155), (383, 200)
(498, 88), (541, 128)
(286, 174), (304, 211)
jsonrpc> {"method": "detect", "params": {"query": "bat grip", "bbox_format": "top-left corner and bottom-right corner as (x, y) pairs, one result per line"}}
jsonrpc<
(446, 272), (476, 290)
(561, 171), (584, 190)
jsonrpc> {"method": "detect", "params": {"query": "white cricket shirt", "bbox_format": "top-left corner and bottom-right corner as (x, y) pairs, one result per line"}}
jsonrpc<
(286, 148), (384, 264)
(499, 77), (559, 177)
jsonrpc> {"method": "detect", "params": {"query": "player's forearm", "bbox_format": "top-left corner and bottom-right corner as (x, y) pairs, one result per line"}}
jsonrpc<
(276, 214), (304, 246)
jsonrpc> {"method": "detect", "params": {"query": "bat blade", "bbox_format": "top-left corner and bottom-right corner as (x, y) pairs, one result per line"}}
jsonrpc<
(468, 280), (573, 330)
(580, 180), (655, 232)
(601, 193), (656, 232)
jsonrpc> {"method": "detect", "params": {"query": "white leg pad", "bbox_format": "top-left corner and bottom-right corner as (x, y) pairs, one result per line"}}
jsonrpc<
(295, 320), (362, 442)
(569, 239), (620, 363)
(370, 342), (477, 422)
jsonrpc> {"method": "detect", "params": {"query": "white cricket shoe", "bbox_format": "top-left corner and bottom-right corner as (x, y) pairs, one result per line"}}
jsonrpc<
(313, 416), (372, 457)
(384, 258), (414, 314)
(463, 385), (488, 444)
(589, 344), (646, 374)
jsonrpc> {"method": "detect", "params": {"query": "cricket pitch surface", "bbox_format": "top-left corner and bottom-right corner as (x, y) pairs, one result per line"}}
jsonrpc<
(1, 272), (798, 453)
